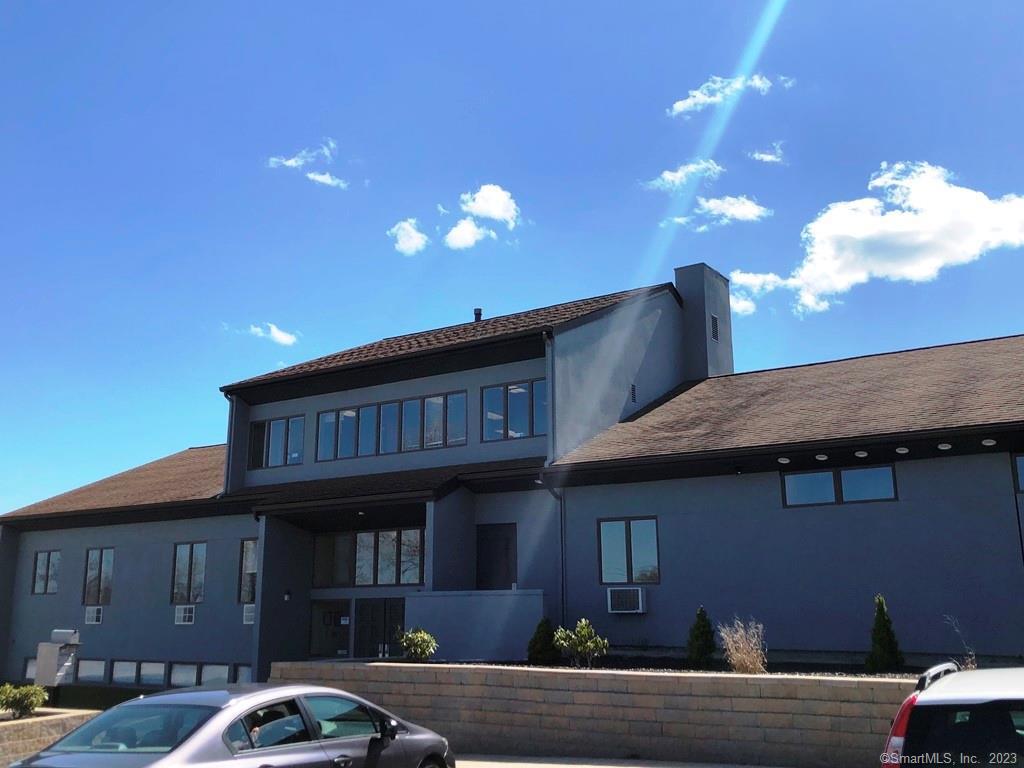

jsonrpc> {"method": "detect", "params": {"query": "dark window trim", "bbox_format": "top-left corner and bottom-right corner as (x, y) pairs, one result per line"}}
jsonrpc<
(75, 658), (108, 686)
(82, 546), (114, 606)
(248, 414), (305, 470)
(781, 464), (898, 508)
(480, 378), (547, 442)
(597, 516), (661, 586)
(31, 550), (60, 595)
(171, 541), (207, 605)
(238, 538), (258, 604)
(1013, 454), (1024, 493)
(314, 527), (425, 588)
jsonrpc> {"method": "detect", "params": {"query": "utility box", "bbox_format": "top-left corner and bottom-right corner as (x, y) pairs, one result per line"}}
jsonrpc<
(35, 629), (81, 686)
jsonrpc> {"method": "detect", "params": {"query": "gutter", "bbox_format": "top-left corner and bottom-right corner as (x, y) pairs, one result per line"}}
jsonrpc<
(221, 392), (236, 498)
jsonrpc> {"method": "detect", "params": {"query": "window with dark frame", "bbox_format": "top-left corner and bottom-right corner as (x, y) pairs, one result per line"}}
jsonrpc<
(83, 547), (114, 606)
(172, 542), (207, 604)
(782, 465), (896, 506)
(313, 528), (424, 587)
(598, 518), (660, 584)
(32, 550), (60, 595)
(239, 539), (258, 604)
(482, 379), (548, 441)
(248, 416), (305, 469)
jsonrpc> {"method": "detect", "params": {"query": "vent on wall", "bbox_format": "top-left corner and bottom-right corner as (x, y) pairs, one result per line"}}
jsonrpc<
(607, 587), (647, 614)
(242, 603), (256, 625)
(630, 383), (637, 404)
(710, 314), (720, 342)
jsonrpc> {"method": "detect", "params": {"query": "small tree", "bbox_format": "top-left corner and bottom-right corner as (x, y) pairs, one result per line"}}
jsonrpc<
(528, 618), (561, 666)
(398, 628), (438, 662)
(717, 617), (767, 674)
(0, 683), (48, 719)
(865, 594), (904, 673)
(553, 618), (609, 668)
(685, 606), (717, 670)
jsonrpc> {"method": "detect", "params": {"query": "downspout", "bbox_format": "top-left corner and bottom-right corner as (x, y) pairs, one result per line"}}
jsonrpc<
(542, 330), (566, 626)
(1010, 454), (1024, 575)
(541, 474), (567, 627)
(221, 392), (236, 497)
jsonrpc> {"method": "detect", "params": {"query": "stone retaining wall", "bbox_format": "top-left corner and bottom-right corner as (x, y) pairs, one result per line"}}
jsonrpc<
(272, 662), (916, 768)
(0, 709), (97, 765)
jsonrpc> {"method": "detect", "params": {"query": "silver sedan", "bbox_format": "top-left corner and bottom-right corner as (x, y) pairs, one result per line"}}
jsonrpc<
(10, 683), (455, 768)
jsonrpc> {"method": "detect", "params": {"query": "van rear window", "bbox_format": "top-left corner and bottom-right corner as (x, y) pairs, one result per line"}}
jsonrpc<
(905, 702), (1024, 765)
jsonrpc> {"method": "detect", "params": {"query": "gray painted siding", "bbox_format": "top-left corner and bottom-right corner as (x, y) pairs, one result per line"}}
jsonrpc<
(241, 358), (548, 488)
(430, 490), (476, 591)
(4, 515), (258, 682)
(552, 291), (685, 458)
(564, 453), (1024, 656)
(0, 525), (21, 680)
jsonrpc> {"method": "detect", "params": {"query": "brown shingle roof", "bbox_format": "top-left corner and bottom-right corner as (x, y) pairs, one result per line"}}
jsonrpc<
(224, 284), (673, 390)
(3, 445), (226, 520)
(554, 334), (1024, 467)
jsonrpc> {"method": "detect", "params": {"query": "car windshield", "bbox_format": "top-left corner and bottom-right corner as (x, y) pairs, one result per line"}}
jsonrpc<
(905, 701), (1024, 764)
(50, 703), (217, 754)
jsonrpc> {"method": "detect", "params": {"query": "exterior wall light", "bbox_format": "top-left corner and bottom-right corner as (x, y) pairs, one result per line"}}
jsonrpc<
(777, 457), (790, 464)
(284, 590), (292, 602)
(937, 443), (952, 451)
(815, 454), (828, 461)
(854, 450), (868, 458)
(982, 438), (997, 447)
(895, 447), (910, 455)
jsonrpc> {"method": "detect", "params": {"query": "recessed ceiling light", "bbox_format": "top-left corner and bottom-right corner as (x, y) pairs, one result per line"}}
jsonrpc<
(777, 457), (790, 465)
(937, 443), (952, 451)
(854, 450), (868, 458)
(815, 454), (828, 461)
(982, 438), (997, 447)
(896, 447), (910, 455)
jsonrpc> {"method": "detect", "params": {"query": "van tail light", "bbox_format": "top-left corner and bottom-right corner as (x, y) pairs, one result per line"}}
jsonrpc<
(882, 693), (918, 764)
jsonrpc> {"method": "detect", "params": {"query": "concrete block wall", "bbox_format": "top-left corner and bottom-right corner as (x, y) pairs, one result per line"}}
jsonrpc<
(0, 709), (98, 765)
(271, 662), (916, 768)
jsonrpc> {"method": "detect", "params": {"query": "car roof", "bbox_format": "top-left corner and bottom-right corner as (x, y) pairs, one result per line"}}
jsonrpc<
(122, 683), (345, 709)
(918, 668), (1024, 705)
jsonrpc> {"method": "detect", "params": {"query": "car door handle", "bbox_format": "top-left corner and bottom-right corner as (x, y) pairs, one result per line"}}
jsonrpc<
(333, 757), (352, 767)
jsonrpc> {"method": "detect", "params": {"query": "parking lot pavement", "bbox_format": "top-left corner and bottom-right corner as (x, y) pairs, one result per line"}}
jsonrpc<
(460, 757), (779, 768)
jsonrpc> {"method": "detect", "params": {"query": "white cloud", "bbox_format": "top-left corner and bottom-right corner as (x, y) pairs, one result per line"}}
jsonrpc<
(645, 159), (724, 192)
(267, 138), (337, 169)
(730, 293), (757, 316)
(444, 217), (497, 250)
(305, 171), (349, 189)
(778, 75), (797, 89)
(749, 141), (785, 164)
(386, 218), (429, 256)
(728, 161), (1024, 314)
(695, 195), (773, 225)
(668, 74), (773, 117)
(249, 322), (298, 346)
(437, 203), (450, 215)
(459, 184), (520, 229)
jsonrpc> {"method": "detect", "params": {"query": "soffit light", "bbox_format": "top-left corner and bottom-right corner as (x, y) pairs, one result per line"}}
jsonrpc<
(982, 438), (997, 447)
(815, 454), (828, 461)
(895, 447), (910, 455)
(937, 443), (952, 451)
(777, 457), (790, 465)
(854, 450), (869, 458)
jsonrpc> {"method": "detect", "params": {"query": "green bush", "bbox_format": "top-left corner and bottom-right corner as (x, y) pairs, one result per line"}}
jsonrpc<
(553, 618), (609, 669)
(0, 683), (48, 719)
(685, 606), (717, 670)
(865, 594), (904, 673)
(398, 628), (439, 662)
(527, 618), (561, 666)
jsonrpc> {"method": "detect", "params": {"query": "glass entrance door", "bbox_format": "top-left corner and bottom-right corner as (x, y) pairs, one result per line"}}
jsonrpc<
(309, 599), (351, 658)
(353, 598), (405, 658)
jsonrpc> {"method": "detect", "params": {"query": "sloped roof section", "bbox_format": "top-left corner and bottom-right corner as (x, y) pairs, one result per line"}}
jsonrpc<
(223, 284), (673, 391)
(555, 334), (1024, 467)
(4, 445), (226, 520)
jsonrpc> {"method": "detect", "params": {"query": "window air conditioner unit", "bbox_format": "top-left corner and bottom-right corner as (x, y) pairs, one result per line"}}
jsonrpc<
(607, 586), (646, 614)
(85, 606), (103, 625)
(175, 605), (196, 625)
(242, 603), (256, 625)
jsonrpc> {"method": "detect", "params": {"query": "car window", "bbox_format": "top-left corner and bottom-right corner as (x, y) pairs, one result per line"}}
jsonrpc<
(224, 719), (253, 752)
(50, 703), (217, 753)
(304, 695), (379, 740)
(905, 702), (1024, 762)
(240, 699), (312, 749)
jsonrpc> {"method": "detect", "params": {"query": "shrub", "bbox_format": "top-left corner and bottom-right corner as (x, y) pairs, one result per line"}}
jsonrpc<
(717, 617), (767, 674)
(865, 594), (904, 673)
(553, 618), (609, 668)
(527, 618), (561, 666)
(685, 606), (717, 670)
(0, 683), (48, 719)
(398, 628), (438, 662)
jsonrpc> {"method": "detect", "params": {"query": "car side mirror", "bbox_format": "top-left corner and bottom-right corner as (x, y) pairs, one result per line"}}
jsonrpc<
(379, 718), (399, 740)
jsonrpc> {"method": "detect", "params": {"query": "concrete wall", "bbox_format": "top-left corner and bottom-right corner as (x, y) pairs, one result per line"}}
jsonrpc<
(0, 525), (21, 681)
(3, 515), (258, 683)
(564, 453), (1024, 657)
(271, 662), (915, 768)
(552, 290), (685, 458)
(240, 358), (548, 489)
(405, 590), (543, 661)
(0, 709), (98, 766)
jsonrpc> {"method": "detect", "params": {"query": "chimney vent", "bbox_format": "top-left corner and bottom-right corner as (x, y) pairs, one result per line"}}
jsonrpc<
(473, 308), (483, 322)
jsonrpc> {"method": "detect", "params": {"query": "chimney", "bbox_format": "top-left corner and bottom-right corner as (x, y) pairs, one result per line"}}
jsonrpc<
(674, 263), (734, 380)
(473, 307), (482, 322)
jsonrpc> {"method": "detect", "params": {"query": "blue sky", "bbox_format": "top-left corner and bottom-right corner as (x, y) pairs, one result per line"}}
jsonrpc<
(3, 1), (1023, 511)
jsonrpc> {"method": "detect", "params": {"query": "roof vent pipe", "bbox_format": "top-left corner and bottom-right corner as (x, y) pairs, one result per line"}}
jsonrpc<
(473, 308), (482, 322)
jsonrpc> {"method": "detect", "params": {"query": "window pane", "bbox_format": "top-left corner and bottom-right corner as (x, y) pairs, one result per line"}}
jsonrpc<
(482, 386), (505, 441)
(33, 552), (48, 594)
(784, 472), (836, 505)
(46, 551), (60, 594)
(333, 534), (354, 587)
(358, 406), (377, 456)
(287, 416), (305, 465)
(77, 660), (106, 683)
(424, 396), (444, 448)
(377, 531), (397, 585)
(630, 520), (659, 583)
(446, 392), (467, 446)
(85, 549), (101, 605)
(240, 540), (257, 603)
(317, 412), (337, 461)
(841, 466), (895, 502)
(355, 532), (375, 585)
(25, 659), (37, 681)
(268, 419), (287, 467)
(402, 400), (421, 451)
(532, 380), (548, 436)
(190, 543), (207, 603)
(600, 521), (628, 583)
(244, 700), (310, 748)
(169, 663), (198, 687)
(201, 664), (230, 685)
(99, 548), (114, 604)
(1017, 456), (1024, 491)
(173, 544), (190, 603)
(379, 403), (399, 454)
(112, 661), (137, 685)
(400, 529), (421, 584)
(226, 719), (253, 751)
(508, 383), (529, 438)
(248, 422), (267, 469)
(235, 665), (252, 684)
(139, 662), (165, 686)
(305, 695), (378, 740)
(338, 409), (357, 458)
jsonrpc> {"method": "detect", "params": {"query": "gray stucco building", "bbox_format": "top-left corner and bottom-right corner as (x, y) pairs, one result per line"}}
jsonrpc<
(2, 261), (1023, 688)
